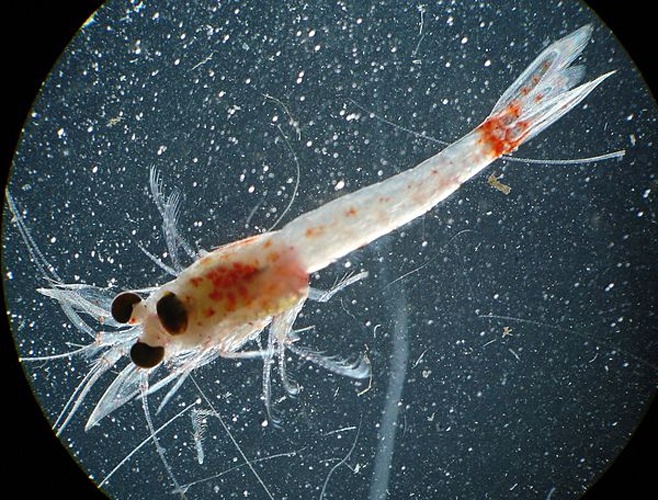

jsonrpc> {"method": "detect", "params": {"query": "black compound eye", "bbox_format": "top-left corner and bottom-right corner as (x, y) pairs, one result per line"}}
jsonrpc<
(111, 292), (142, 323)
(130, 341), (165, 368)
(156, 292), (188, 335)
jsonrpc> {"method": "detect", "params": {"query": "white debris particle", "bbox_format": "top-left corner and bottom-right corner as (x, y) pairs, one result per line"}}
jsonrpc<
(334, 180), (345, 191)
(461, 36), (468, 44)
(227, 104), (241, 116)
(604, 282), (615, 292)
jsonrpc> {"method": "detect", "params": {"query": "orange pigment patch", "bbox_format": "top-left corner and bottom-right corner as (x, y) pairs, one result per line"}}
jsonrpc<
(190, 276), (204, 287)
(477, 101), (528, 157)
(345, 206), (358, 217)
(305, 226), (324, 238)
(198, 254), (213, 266)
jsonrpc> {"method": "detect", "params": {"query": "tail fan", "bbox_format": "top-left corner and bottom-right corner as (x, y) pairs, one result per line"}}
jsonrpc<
(478, 25), (615, 157)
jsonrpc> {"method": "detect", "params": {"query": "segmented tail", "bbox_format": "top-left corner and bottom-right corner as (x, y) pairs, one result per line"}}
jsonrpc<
(478, 25), (615, 157)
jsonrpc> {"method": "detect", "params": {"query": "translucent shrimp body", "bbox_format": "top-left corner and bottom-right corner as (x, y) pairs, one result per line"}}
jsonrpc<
(82, 25), (614, 435)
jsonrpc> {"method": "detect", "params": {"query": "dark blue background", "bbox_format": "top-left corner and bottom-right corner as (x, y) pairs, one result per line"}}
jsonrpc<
(3, 1), (655, 498)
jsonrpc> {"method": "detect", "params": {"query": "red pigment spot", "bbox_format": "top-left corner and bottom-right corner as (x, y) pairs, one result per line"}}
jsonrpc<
(205, 262), (259, 307)
(190, 276), (204, 287)
(521, 75), (542, 97)
(263, 240), (272, 248)
(204, 307), (216, 318)
(345, 206), (357, 217)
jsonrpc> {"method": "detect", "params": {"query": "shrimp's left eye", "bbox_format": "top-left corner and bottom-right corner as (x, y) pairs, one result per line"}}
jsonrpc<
(157, 292), (188, 335)
(130, 341), (164, 368)
(111, 292), (142, 323)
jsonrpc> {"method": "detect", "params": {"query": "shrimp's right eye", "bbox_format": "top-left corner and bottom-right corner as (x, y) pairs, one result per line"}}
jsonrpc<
(111, 292), (142, 323)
